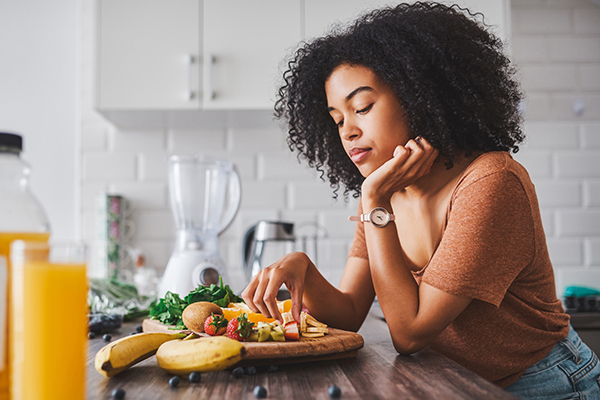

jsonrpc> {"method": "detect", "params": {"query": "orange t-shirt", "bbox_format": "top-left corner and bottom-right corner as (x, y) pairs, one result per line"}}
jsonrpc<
(349, 151), (570, 388)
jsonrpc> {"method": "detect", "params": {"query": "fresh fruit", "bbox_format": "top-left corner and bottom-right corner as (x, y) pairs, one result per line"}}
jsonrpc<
(156, 335), (245, 374)
(95, 332), (186, 378)
(189, 371), (201, 383)
(111, 388), (125, 399)
(257, 322), (271, 342)
(278, 299), (293, 313)
(254, 385), (268, 399)
(246, 366), (257, 375)
(169, 375), (180, 387)
(300, 311), (328, 337)
(328, 385), (342, 398)
(204, 313), (229, 336)
(267, 364), (278, 372)
(232, 366), (244, 378)
(227, 313), (254, 342)
(103, 334), (112, 342)
(281, 311), (294, 325)
(284, 321), (299, 341)
(182, 301), (223, 333)
(221, 307), (244, 322)
(270, 324), (285, 342)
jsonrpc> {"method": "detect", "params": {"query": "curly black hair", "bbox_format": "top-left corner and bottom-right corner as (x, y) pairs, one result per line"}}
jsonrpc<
(274, 1), (524, 198)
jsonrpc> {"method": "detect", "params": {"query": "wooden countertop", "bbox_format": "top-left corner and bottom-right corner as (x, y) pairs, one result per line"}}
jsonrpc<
(86, 313), (517, 399)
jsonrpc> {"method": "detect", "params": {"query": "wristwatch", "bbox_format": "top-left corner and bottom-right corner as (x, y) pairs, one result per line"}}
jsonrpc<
(348, 207), (395, 228)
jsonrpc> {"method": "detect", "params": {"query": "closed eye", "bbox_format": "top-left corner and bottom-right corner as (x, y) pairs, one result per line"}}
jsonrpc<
(357, 104), (373, 114)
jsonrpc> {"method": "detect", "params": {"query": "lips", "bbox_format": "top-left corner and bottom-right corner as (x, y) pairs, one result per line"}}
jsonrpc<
(348, 147), (371, 163)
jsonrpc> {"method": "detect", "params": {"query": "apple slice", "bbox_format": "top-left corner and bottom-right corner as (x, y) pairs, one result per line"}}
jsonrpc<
(284, 321), (299, 341)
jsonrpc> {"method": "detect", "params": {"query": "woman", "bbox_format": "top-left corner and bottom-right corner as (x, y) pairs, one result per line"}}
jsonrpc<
(241, 2), (600, 398)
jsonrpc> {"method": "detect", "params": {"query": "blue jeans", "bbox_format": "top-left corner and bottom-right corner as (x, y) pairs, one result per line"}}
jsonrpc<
(505, 325), (600, 399)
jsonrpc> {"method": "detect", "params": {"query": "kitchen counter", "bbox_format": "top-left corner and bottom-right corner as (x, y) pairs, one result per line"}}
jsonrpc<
(86, 313), (517, 399)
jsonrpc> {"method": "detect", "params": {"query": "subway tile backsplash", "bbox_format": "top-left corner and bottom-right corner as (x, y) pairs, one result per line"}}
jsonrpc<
(81, 0), (600, 295)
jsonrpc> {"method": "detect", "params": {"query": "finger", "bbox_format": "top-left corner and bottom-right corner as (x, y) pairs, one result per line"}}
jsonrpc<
(241, 278), (260, 312)
(252, 273), (272, 317)
(263, 281), (282, 322)
(392, 145), (411, 162)
(290, 287), (303, 323)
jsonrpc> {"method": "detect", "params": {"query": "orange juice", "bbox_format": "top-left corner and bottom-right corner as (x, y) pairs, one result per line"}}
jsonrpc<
(10, 242), (86, 400)
(0, 232), (49, 400)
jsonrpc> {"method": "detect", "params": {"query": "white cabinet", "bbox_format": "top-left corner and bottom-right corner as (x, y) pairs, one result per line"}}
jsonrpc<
(96, 0), (301, 112)
(95, 0), (509, 121)
(203, 1), (301, 109)
(96, 0), (201, 109)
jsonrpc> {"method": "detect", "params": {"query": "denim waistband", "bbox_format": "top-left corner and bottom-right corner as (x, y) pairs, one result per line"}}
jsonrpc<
(521, 325), (581, 376)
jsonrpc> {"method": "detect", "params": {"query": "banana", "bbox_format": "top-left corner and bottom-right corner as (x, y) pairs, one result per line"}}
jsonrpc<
(95, 332), (186, 378)
(156, 336), (245, 375)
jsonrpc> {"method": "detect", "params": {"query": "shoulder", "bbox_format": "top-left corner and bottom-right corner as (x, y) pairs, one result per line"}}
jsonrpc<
(455, 151), (532, 195)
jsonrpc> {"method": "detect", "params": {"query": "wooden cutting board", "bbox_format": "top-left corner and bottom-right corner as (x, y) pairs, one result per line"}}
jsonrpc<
(142, 318), (364, 366)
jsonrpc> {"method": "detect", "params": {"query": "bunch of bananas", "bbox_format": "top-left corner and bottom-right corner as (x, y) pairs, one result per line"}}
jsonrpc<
(95, 331), (245, 377)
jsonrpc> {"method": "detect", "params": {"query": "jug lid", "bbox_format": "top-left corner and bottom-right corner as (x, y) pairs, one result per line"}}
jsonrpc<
(0, 132), (23, 152)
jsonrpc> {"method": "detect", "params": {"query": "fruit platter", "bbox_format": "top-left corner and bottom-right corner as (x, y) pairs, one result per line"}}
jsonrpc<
(94, 278), (364, 379)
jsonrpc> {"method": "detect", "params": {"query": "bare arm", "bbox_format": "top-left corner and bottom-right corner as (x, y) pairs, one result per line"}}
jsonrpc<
(241, 251), (375, 332)
(361, 138), (471, 354)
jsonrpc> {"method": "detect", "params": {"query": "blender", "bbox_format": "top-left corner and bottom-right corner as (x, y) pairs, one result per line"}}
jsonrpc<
(158, 155), (241, 298)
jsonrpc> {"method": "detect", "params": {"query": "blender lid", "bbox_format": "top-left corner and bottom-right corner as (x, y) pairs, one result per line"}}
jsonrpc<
(0, 132), (23, 151)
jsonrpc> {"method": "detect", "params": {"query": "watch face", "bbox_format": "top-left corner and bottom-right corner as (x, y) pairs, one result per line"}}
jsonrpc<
(371, 209), (389, 227)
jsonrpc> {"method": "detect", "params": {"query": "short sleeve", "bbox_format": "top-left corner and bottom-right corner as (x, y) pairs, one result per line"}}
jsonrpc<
(422, 170), (536, 307)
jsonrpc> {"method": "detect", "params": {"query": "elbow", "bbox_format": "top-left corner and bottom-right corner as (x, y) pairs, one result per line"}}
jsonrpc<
(392, 341), (423, 355)
(390, 334), (428, 355)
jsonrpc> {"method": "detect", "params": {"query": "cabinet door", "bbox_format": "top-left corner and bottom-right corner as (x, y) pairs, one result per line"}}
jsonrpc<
(97, 0), (201, 109)
(203, 0), (302, 109)
(305, 0), (509, 44)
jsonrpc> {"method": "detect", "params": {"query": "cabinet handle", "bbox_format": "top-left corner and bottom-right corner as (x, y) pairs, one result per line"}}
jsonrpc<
(186, 54), (195, 101)
(205, 54), (216, 101)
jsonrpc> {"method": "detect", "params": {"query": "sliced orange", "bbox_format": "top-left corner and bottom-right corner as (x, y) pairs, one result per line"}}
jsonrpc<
(281, 299), (292, 313)
(221, 307), (276, 324)
(247, 312), (275, 324)
(221, 307), (244, 322)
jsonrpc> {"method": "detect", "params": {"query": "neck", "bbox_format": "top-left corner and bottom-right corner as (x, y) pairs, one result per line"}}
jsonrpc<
(399, 151), (481, 201)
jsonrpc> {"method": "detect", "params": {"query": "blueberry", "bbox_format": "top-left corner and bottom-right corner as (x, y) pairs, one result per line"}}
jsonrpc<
(253, 385), (267, 399)
(111, 388), (126, 399)
(129, 332), (137, 336)
(328, 385), (341, 398)
(232, 367), (244, 378)
(169, 376), (180, 388)
(136, 325), (143, 333)
(102, 334), (112, 342)
(189, 371), (201, 383)
(88, 332), (96, 339)
(245, 366), (257, 375)
(267, 364), (278, 373)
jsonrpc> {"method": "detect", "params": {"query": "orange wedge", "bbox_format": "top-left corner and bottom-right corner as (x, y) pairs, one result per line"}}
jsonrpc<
(221, 306), (276, 324)
(280, 299), (292, 313)
(221, 307), (244, 322)
(247, 312), (275, 324)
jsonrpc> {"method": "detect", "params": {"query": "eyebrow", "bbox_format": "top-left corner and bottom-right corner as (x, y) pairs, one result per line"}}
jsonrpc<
(327, 86), (374, 112)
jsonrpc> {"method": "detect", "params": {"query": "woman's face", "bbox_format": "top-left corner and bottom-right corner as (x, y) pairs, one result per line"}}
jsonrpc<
(325, 64), (411, 177)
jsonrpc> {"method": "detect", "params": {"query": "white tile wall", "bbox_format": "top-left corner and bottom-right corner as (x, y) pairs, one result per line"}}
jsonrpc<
(80, 0), (600, 296)
(510, 0), (600, 296)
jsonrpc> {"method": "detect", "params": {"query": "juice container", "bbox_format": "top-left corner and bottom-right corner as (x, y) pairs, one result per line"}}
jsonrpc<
(0, 133), (50, 400)
(10, 242), (86, 400)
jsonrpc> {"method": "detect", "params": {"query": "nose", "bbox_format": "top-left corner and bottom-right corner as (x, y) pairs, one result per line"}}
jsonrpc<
(339, 117), (361, 142)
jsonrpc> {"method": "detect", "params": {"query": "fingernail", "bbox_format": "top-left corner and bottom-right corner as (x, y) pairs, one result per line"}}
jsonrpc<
(393, 146), (400, 157)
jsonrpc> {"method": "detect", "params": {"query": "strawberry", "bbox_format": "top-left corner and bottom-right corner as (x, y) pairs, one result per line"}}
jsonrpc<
(204, 313), (228, 336)
(227, 313), (254, 342)
(284, 321), (299, 341)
